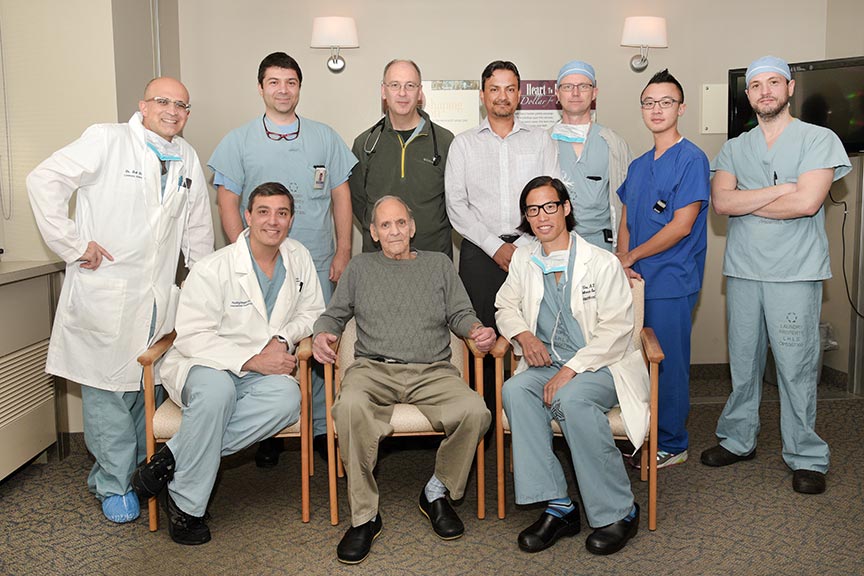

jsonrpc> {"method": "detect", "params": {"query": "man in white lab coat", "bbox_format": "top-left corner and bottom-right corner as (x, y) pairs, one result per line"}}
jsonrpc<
(27, 77), (214, 525)
(132, 182), (324, 545)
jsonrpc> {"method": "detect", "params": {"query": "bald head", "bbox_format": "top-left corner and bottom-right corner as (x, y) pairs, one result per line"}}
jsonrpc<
(139, 77), (191, 142)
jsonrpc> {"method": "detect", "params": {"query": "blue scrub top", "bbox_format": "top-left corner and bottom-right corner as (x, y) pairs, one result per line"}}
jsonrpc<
(246, 236), (286, 320)
(209, 115), (358, 271)
(558, 126), (611, 245)
(617, 138), (710, 300)
(712, 119), (851, 282)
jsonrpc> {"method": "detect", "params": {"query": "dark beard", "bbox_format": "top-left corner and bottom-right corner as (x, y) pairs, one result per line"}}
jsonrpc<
(755, 96), (789, 121)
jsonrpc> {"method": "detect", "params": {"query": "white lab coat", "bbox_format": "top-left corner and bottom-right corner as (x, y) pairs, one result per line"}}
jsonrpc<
(160, 232), (325, 405)
(27, 112), (214, 392)
(495, 232), (650, 447)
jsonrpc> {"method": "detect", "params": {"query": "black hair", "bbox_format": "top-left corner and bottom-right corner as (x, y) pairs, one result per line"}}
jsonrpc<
(641, 68), (684, 103)
(481, 60), (521, 91)
(258, 52), (303, 86)
(516, 176), (575, 235)
(247, 181), (294, 214)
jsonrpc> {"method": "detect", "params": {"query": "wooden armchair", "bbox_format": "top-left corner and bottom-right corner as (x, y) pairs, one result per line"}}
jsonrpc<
(137, 333), (314, 531)
(492, 278), (664, 530)
(314, 318), (488, 526)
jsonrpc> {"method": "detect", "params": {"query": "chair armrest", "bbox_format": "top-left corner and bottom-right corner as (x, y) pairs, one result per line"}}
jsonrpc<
(137, 331), (177, 367)
(465, 338), (484, 358)
(296, 336), (312, 361)
(640, 328), (665, 364)
(489, 336), (511, 359)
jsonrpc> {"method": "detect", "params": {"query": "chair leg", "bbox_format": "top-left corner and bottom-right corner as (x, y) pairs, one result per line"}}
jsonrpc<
(476, 437), (485, 520)
(495, 357), (506, 520)
(648, 440), (657, 531)
(337, 446), (345, 478)
(640, 446), (648, 482)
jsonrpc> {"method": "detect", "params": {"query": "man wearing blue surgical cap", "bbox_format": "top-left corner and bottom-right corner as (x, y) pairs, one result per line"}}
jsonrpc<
(552, 61), (632, 252)
(702, 55), (851, 495)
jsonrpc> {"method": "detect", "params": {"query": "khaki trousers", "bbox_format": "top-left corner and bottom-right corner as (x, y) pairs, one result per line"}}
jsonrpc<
(332, 358), (490, 526)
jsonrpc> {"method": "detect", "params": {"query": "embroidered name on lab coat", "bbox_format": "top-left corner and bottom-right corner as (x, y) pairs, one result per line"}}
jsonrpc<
(230, 299), (253, 308)
(581, 283), (597, 301)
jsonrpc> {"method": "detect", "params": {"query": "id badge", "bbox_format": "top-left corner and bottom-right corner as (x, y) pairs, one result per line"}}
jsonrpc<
(313, 165), (327, 190)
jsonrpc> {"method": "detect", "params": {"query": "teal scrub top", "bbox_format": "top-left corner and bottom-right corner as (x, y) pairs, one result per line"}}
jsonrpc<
(246, 236), (286, 321)
(558, 126), (612, 245)
(209, 115), (358, 271)
(712, 119), (851, 282)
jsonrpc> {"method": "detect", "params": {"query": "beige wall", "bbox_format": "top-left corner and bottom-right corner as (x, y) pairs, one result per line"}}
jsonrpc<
(0, 0), (118, 262)
(177, 0), (838, 364)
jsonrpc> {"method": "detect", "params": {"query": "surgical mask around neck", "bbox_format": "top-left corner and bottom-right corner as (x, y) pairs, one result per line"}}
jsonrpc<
(531, 248), (569, 274)
(145, 131), (182, 162)
(551, 123), (590, 144)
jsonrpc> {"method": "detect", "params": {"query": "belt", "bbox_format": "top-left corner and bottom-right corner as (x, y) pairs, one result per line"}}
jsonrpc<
(367, 355), (408, 365)
(500, 234), (519, 243)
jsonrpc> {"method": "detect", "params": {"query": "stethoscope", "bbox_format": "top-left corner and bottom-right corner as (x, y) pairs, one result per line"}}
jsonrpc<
(362, 108), (441, 166)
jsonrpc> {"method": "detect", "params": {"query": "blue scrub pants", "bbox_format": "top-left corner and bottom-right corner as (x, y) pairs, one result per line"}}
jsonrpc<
(82, 384), (161, 500)
(644, 293), (698, 454)
(310, 267), (334, 437)
(166, 366), (300, 517)
(717, 278), (829, 472)
(502, 365), (633, 527)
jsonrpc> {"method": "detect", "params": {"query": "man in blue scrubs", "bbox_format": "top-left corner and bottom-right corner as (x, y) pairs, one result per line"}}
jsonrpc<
(551, 60), (632, 252)
(701, 56), (851, 495)
(209, 52), (357, 462)
(617, 69), (710, 469)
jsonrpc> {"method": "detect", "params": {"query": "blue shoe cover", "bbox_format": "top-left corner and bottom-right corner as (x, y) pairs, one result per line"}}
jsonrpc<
(102, 491), (140, 523)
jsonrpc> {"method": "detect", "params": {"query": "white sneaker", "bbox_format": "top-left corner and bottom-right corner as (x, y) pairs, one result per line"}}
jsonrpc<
(630, 449), (688, 470)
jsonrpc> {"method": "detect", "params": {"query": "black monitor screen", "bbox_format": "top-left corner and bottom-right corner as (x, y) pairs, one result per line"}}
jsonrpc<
(728, 57), (864, 153)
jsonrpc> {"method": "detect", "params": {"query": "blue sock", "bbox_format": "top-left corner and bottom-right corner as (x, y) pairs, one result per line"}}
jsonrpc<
(544, 497), (575, 518)
(624, 505), (637, 521)
(424, 474), (447, 502)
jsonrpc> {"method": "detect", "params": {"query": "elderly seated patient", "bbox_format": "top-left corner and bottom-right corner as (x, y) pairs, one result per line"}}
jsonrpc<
(496, 176), (648, 556)
(312, 196), (496, 564)
(132, 182), (324, 545)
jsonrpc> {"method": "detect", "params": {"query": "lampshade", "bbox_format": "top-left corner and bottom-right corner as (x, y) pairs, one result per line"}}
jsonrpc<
(620, 17), (668, 48)
(310, 17), (358, 48)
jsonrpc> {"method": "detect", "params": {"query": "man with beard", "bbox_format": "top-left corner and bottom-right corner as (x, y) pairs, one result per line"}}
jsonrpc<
(701, 56), (851, 495)
(445, 60), (558, 414)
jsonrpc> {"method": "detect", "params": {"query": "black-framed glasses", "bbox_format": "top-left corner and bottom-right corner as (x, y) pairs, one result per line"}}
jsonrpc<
(145, 96), (191, 113)
(263, 115), (301, 141)
(525, 200), (564, 217)
(640, 98), (680, 110)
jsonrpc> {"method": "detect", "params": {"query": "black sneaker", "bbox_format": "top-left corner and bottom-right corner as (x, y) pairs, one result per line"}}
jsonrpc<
(162, 491), (211, 546)
(131, 445), (175, 499)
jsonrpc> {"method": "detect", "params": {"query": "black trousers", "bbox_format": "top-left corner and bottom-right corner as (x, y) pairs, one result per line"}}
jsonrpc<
(458, 238), (510, 428)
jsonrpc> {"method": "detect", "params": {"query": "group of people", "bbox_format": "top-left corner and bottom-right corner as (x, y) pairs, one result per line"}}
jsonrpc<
(26, 50), (849, 563)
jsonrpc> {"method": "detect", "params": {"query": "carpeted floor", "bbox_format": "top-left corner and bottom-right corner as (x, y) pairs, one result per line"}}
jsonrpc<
(1, 376), (861, 576)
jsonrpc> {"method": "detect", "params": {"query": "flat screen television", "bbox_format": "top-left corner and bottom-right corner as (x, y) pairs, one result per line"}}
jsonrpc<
(728, 56), (864, 153)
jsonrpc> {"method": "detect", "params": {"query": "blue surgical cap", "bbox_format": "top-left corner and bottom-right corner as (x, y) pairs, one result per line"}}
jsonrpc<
(557, 60), (596, 86)
(745, 56), (791, 85)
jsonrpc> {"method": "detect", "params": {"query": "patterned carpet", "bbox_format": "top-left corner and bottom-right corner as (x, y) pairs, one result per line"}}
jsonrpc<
(1, 377), (861, 576)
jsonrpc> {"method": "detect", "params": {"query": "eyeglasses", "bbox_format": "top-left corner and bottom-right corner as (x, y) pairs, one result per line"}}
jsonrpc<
(558, 83), (594, 93)
(524, 200), (565, 217)
(640, 98), (680, 110)
(383, 81), (420, 92)
(263, 115), (301, 141)
(146, 96), (191, 113)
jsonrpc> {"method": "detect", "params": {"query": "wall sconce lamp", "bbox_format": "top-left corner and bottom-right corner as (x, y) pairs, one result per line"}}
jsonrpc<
(311, 17), (358, 73)
(620, 17), (668, 73)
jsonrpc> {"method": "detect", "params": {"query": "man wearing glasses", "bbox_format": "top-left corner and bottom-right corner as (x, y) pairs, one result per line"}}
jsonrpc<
(496, 176), (647, 555)
(616, 69), (710, 471)
(27, 77), (214, 524)
(702, 56), (851, 495)
(350, 60), (455, 257)
(209, 52), (357, 461)
(551, 60), (632, 253)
